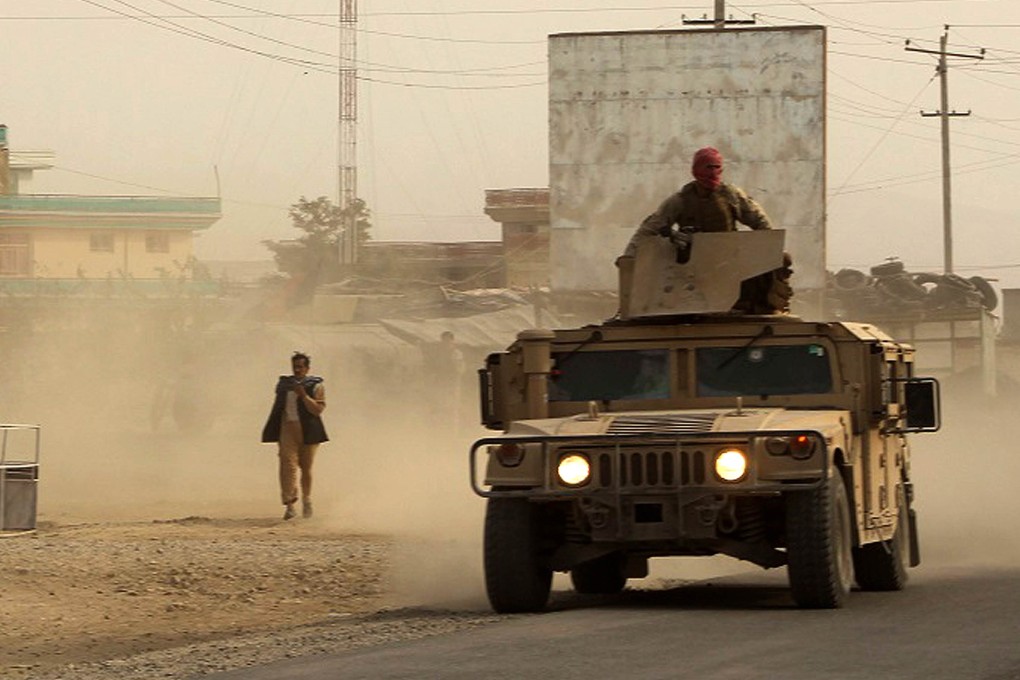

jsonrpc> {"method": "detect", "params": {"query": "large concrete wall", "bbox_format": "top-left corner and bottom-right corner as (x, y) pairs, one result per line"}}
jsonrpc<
(549, 26), (826, 291)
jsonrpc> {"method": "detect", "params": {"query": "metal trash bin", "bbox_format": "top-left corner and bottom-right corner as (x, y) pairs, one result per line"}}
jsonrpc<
(1, 424), (40, 532)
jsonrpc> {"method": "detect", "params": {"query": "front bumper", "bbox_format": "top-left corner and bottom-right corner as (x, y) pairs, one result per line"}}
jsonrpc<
(470, 430), (829, 499)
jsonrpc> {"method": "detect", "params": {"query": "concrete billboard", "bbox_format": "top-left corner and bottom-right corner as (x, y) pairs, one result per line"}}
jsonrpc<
(548, 26), (826, 292)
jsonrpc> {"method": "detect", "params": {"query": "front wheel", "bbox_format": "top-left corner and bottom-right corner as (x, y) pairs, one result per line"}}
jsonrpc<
(853, 485), (910, 591)
(785, 473), (854, 608)
(484, 497), (552, 613)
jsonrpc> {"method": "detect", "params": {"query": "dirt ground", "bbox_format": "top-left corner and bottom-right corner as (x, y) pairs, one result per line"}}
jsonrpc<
(0, 518), (390, 676)
(0, 319), (490, 677)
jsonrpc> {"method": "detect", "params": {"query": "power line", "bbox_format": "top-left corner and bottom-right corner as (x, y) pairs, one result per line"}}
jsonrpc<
(76, 0), (336, 72)
(829, 148), (1020, 195)
(74, 0), (546, 89)
(830, 75), (936, 197)
(200, 0), (547, 45)
(98, 0), (550, 73)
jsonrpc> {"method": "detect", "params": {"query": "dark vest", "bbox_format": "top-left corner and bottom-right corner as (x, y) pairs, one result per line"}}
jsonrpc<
(261, 376), (329, 445)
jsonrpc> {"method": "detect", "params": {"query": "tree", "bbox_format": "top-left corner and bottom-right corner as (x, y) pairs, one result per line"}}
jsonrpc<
(263, 196), (372, 284)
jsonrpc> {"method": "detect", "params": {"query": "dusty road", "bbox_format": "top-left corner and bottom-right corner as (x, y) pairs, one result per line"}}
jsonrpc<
(3, 321), (1020, 677)
(211, 564), (1020, 680)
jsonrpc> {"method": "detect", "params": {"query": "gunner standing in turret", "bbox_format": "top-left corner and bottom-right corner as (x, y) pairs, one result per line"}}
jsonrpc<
(622, 146), (773, 258)
(617, 147), (792, 314)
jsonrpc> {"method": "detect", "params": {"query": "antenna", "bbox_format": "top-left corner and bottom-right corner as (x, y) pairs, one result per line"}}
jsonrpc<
(338, 0), (358, 265)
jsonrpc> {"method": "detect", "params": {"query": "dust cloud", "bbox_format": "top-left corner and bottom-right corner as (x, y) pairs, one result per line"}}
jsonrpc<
(5, 298), (1018, 613)
(0, 298), (489, 609)
(909, 366), (1020, 568)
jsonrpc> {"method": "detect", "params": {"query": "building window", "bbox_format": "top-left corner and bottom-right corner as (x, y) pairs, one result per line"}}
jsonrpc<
(145, 232), (170, 253)
(90, 233), (115, 252)
(0, 233), (31, 277)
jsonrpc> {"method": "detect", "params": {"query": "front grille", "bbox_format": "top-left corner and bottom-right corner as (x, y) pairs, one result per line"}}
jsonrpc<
(607, 413), (719, 435)
(594, 448), (707, 489)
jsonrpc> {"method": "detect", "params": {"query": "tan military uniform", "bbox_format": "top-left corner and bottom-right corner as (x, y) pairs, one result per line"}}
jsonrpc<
(624, 181), (772, 257)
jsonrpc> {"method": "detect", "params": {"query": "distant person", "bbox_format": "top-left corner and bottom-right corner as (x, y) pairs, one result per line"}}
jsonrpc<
(621, 146), (773, 259)
(261, 352), (328, 520)
(435, 331), (465, 378)
(429, 331), (465, 427)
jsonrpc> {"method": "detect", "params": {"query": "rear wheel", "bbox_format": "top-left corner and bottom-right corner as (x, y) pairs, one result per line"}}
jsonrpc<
(853, 486), (910, 591)
(484, 496), (552, 613)
(786, 473), (854, 608)
(570, 554), (626, 595)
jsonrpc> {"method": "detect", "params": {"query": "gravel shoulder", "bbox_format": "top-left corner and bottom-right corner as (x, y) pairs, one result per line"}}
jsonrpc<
(0, 518), (500, 679)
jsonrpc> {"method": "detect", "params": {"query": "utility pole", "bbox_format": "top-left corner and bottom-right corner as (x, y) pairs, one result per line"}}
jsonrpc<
(338, 0), (358, 265)
(682, 0), (756, 27)
(906, 27), (983, 274)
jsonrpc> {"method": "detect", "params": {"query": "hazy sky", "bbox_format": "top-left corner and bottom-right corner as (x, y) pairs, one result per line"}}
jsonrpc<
(3, 0), (1020, 285)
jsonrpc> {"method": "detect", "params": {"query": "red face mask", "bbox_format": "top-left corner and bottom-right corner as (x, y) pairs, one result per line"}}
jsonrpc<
(692, 147), (723, 191)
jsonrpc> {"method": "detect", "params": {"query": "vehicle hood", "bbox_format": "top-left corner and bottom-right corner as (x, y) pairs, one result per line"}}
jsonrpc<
(505, 408), (850, 444)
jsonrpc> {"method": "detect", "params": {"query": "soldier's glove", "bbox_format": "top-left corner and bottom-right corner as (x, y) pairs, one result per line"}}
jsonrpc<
(668, 225), (694, 251)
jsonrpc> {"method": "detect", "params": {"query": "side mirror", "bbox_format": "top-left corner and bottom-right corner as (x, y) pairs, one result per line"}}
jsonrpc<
(900, 378), (941, 433)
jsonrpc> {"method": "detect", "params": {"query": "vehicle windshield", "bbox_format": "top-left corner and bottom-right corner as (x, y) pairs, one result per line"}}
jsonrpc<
(696, 344), (832, 397)
(549, 349), (669, 402)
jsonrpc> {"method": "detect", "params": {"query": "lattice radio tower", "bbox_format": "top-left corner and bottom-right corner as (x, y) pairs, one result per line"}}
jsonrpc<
(338, 0), (358, 264)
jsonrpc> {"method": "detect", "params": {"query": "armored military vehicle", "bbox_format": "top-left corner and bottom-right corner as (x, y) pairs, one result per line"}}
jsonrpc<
(470, 230), (940, 612)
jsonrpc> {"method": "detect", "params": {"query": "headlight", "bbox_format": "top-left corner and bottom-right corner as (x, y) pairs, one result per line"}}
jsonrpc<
(557, 453), (591, 487)
(714, 448), (748, 482)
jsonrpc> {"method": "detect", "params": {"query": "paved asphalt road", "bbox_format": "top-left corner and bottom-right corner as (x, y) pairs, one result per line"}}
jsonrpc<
(212, 564), (1020, 680)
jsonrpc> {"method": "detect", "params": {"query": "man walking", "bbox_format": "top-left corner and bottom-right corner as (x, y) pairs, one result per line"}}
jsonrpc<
(261, 352), (328, 520)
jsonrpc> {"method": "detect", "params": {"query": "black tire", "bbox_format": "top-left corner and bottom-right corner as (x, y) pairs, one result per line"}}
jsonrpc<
(570, 554), (626, 595)
(877, 275), (927, 302)
(911, 272), (942, 287)
(870, 260), (905, 277)
(968, 276), (998, 311)
(484, 497), (553, 613)
(941, 273), (974, 290)
(853, 486), (910, 591)
(833, 268), (868, 291)
(785, 473), (854, 608)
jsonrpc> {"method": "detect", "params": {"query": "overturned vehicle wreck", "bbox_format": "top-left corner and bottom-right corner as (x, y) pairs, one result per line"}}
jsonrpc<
(470, 231), (941, 612)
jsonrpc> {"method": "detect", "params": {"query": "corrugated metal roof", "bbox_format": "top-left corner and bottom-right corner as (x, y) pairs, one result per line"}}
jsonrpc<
(379, 304), (561, 348)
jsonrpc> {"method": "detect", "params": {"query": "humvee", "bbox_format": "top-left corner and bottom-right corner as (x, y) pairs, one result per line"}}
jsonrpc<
(470, 230), (940, 612)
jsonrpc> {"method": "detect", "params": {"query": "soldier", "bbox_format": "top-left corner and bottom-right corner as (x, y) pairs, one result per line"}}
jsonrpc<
(622, 146), (772, 258)
(618, 147), (792, 314)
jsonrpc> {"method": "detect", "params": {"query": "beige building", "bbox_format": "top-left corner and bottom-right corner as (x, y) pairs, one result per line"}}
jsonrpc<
(484, 188), (550, 289)
(0, 125), (221, 289)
